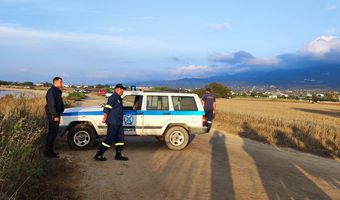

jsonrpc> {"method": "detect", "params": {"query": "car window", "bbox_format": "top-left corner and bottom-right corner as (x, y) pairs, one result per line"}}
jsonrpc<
(146, 96), (169, 110)
(123, 95), (143, 110)
(172, 96), (197, 111)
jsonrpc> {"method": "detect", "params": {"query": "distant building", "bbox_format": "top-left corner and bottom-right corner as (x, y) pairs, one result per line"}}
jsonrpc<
(137, 86), (153, 91)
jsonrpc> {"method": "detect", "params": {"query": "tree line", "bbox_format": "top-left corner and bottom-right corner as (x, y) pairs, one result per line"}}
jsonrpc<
(193, 82), (232, 98)
(0, 80), (51, 87)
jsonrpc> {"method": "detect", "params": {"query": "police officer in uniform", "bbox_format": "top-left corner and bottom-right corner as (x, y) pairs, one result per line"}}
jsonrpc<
(201, 87), (216, 132)
(45, 77), (64, 158)
(94, 84), (128, 161)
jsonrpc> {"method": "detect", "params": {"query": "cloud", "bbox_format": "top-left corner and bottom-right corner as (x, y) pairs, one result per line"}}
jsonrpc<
(173, 65), (218, 77)
(104, 26), (130, 32)
(210, 50), (279, 67)
(131, 16), (154, 21)
(0, 0), (32, 3)
(209, 22), (230, 30)
(18, 67), (30, 73)
(210, 50), (254, 64)
(326, 5), (337, 10)
(0, 24), (167, 51)
(0, 25), (113, 43)
(87, 70), (114, 79)
(246, 57), (281, 65)
(208, 35), (340, 74)
(0, 24), (178, 84)
(171, 56), (182, 62)
(300, 35), (340, 57)
(323, 28), (338, 35)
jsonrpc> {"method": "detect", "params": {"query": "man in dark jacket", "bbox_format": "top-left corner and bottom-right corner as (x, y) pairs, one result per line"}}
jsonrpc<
(45, 77), (64, 158)
(201, 87), (216, 132)
(94, 83), (128, 161)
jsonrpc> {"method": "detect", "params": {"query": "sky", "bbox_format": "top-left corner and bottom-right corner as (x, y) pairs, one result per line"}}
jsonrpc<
(0, 0), (340, 84)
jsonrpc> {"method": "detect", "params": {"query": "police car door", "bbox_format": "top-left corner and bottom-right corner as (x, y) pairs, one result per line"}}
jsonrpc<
(122, 95), (144, 135)
(143, 95), (172, 135)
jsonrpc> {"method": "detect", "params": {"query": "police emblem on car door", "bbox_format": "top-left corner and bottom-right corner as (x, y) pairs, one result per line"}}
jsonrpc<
(124, 114), (133, 125)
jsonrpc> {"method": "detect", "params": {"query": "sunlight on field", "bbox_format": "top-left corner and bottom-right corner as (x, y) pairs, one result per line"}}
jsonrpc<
(215, 99), (340, 158)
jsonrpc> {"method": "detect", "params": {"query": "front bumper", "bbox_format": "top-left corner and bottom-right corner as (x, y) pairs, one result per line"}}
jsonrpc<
(189, 126), (209, 135)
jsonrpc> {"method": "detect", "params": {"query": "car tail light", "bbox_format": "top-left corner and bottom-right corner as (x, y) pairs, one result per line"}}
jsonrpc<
(202, 115), (206, 126)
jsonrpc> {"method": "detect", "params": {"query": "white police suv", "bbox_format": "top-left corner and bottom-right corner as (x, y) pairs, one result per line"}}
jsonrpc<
(59, 91), (209, 150)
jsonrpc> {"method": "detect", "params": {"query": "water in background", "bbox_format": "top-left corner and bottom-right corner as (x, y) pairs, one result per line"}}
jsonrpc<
(0, 90), (34, 97)
(0, 90), (20, 97)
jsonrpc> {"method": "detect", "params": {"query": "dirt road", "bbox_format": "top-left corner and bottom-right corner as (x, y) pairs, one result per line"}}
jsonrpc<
(55, 94), (340, 200)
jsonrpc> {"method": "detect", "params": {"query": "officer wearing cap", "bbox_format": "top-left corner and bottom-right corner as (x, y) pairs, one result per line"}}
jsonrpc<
(94, 83), (128, 161)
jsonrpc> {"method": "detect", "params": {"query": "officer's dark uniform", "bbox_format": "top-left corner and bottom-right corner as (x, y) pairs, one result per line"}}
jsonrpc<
(45, 85), (64, 157)
(94, 89), (128, 161)
(202, 92), (215, 131)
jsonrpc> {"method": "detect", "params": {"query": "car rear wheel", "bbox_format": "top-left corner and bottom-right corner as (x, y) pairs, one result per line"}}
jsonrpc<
(67, 124), (96, 150)
(164, 126), (189, 150)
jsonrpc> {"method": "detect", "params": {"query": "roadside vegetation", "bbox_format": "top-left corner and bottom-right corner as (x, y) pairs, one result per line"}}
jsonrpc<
(0, 94), (75, 199)
(67, 92), (87, 101)
(214, 99), (340, 159)
(193, 82), (232, 98)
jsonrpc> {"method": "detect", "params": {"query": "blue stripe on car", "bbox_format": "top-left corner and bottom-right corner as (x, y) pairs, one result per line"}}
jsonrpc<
(62, 110), (204, 116)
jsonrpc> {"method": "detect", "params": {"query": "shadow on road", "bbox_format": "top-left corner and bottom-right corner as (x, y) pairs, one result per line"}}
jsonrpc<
(240, 121), (333, 200)
(210, 130), (235, 200)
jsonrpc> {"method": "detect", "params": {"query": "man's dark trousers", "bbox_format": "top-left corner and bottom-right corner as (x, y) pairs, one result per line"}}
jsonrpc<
(45, 110), (59, 154)
(205, 108), (213, 131)
(98, 124), (125, 153)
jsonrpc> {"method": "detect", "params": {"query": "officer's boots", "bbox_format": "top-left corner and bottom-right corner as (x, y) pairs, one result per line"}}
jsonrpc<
(94, 151), (107, 161)
(115, 150), (128, 161)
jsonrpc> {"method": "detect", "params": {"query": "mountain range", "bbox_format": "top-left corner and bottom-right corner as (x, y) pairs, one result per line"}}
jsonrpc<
(133, 65), (340, 89)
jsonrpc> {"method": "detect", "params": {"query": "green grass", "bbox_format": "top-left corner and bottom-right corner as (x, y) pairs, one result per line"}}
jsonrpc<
(67, 92), (87, 101)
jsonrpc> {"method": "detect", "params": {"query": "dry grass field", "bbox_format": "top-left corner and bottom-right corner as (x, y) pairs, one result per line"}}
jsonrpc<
(214, 98), (340, 159)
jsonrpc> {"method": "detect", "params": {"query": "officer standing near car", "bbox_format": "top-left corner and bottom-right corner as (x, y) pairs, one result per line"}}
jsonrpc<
(45, 77), (64, 158)
(94, 83), (128, 161)
(201, 87), (216, 132)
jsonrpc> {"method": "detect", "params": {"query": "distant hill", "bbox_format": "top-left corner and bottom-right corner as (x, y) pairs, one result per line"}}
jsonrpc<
(132, 65), (340, 89)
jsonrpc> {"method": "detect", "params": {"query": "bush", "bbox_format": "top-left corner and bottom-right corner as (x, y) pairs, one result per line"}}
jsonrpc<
(193, 82), (231, 98)
(67, 92), (86, 101)
(0, 94), (47, 199)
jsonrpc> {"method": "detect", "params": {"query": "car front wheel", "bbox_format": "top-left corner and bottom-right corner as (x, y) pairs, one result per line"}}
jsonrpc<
(67, 124), (96, 150)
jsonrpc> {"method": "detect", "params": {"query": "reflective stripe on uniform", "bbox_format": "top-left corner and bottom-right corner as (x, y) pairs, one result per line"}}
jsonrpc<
(104, 104), (112, 109)
(102, 142), (110, 148)
(207, 121), (212, 124)
(115, 142), (124, 146)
